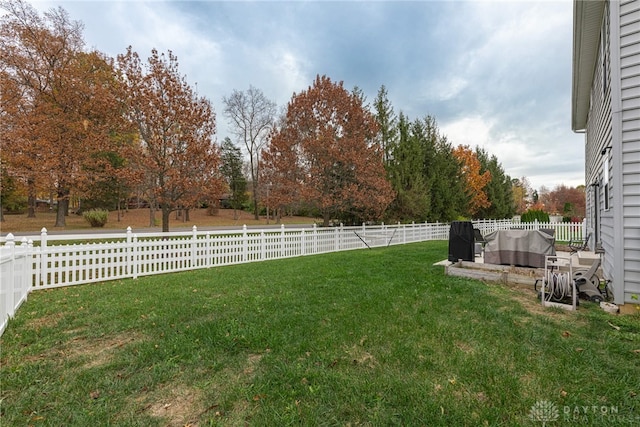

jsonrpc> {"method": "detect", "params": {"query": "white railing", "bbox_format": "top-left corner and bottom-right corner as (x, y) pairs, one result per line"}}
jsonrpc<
(473, 219), (586, 242)
(0, 239), (34, 336)
(0, 219), (584, 336)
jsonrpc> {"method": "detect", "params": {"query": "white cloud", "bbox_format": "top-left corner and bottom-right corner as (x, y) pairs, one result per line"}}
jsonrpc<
(264, 46), (310, 100)
(424, 76), (469, 103)
(20, 0), (585, 192)
(442, 116), (493, 148)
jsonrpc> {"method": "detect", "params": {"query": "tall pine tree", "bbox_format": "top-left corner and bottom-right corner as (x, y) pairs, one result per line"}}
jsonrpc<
(373, 85), (398, 165)
(385, 113), (431, 222)
(220, 137), (247, 220)
(419, 116), (467, 222)
(475, 148), (515, 219)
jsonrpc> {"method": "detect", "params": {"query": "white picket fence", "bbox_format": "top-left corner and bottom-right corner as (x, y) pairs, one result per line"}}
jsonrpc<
(0, 219), (585, 336)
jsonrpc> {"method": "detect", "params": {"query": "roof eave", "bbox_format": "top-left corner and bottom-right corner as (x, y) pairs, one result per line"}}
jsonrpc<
(571, 0), (606, 132)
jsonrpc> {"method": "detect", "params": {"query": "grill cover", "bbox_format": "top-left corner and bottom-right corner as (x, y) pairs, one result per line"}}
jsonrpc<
(448, 221), (475, 262)
(483, 229), (555, 268)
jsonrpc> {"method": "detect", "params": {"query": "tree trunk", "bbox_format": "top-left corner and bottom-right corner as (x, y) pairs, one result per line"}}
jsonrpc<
(117, 189), (121, 222)
(252, 180), (259, 220)
(54, 188), (69, 227)
(27, 178), (36, 218)
(27, 193), (36, 218)
(322, 211), (330, 227)
(161, 205), (171, 232)
(185, 208), (190, 222)
(251, 155), (260, 220)
(149, 205), (156, 227)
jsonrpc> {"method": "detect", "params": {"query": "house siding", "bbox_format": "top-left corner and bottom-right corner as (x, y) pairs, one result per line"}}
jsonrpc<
(585, 1), (614, 289)
(582, 0), (640, 304)
(618, 0), (640, 302)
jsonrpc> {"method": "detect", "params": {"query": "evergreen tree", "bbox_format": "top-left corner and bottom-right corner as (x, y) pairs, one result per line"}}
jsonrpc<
(220, 137), (248, 220)
(475, 148), (515, 219)
(373, 85), (398, 165)
(385, 113), (430, 222)
(419, 116), (467, 222)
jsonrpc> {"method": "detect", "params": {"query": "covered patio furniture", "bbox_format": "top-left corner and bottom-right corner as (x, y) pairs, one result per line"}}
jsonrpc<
(483, 229), (556, 268)
(474, 228), (486, 256)
(448, 221), (475, 262)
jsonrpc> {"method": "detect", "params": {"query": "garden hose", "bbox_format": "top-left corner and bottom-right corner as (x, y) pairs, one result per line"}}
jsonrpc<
(543, 271), (574, 301)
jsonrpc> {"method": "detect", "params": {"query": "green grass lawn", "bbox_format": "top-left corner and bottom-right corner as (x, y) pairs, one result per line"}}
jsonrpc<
(1, 241), (639, 426)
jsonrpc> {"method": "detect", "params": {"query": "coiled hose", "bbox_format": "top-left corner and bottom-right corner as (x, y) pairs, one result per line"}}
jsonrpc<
(543, 271), (573, 301)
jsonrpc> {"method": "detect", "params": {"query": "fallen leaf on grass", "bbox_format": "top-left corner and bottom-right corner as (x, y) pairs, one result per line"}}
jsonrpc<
(562, 331), (571, 338)
(575, 348), (584, 352)
(90, 390), (100, 399)
(632, 349), (640, 354)
(608, 322), (621, 331)
(560, 389), (568, 397)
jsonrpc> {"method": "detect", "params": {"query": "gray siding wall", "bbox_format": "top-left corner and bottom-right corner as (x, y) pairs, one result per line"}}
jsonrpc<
(585, 1), (614, 290)
(619, 0), (640, 302)
(585, 0), (640, 304)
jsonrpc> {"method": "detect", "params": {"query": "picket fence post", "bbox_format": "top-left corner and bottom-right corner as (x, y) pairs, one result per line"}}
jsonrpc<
(132, 234), (138, 279)
(312, 224), (318, 254)
(3, 234), (16, 323)
(20, 237), (33, 300)
(21, 237), (33, 302)
(242, 225), (248, 262)
(191, 226), (197, 268)
(126, 227), (133, 277)
(40, 228), (47, 286)
(205, 232), (212, 268)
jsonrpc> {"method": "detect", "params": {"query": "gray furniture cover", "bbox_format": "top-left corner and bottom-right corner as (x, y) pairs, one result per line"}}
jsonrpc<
(483, 229), (556, 268)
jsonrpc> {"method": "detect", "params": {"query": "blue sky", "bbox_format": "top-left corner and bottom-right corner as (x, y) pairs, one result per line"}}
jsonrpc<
(28, 0), (584, 192)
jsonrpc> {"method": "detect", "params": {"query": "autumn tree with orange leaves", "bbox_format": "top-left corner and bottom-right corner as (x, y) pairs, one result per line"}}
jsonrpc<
(1, 0), (131, 226)
(538, 184), (585, 219)
(117, 47), (223, 232)
(453, 145), (491, 216)
(262, 75), (394, 226)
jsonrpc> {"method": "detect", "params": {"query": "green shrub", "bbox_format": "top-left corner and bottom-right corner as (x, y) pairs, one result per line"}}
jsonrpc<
(520, 209), (549, 223)
(82, 209), (109, 227)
